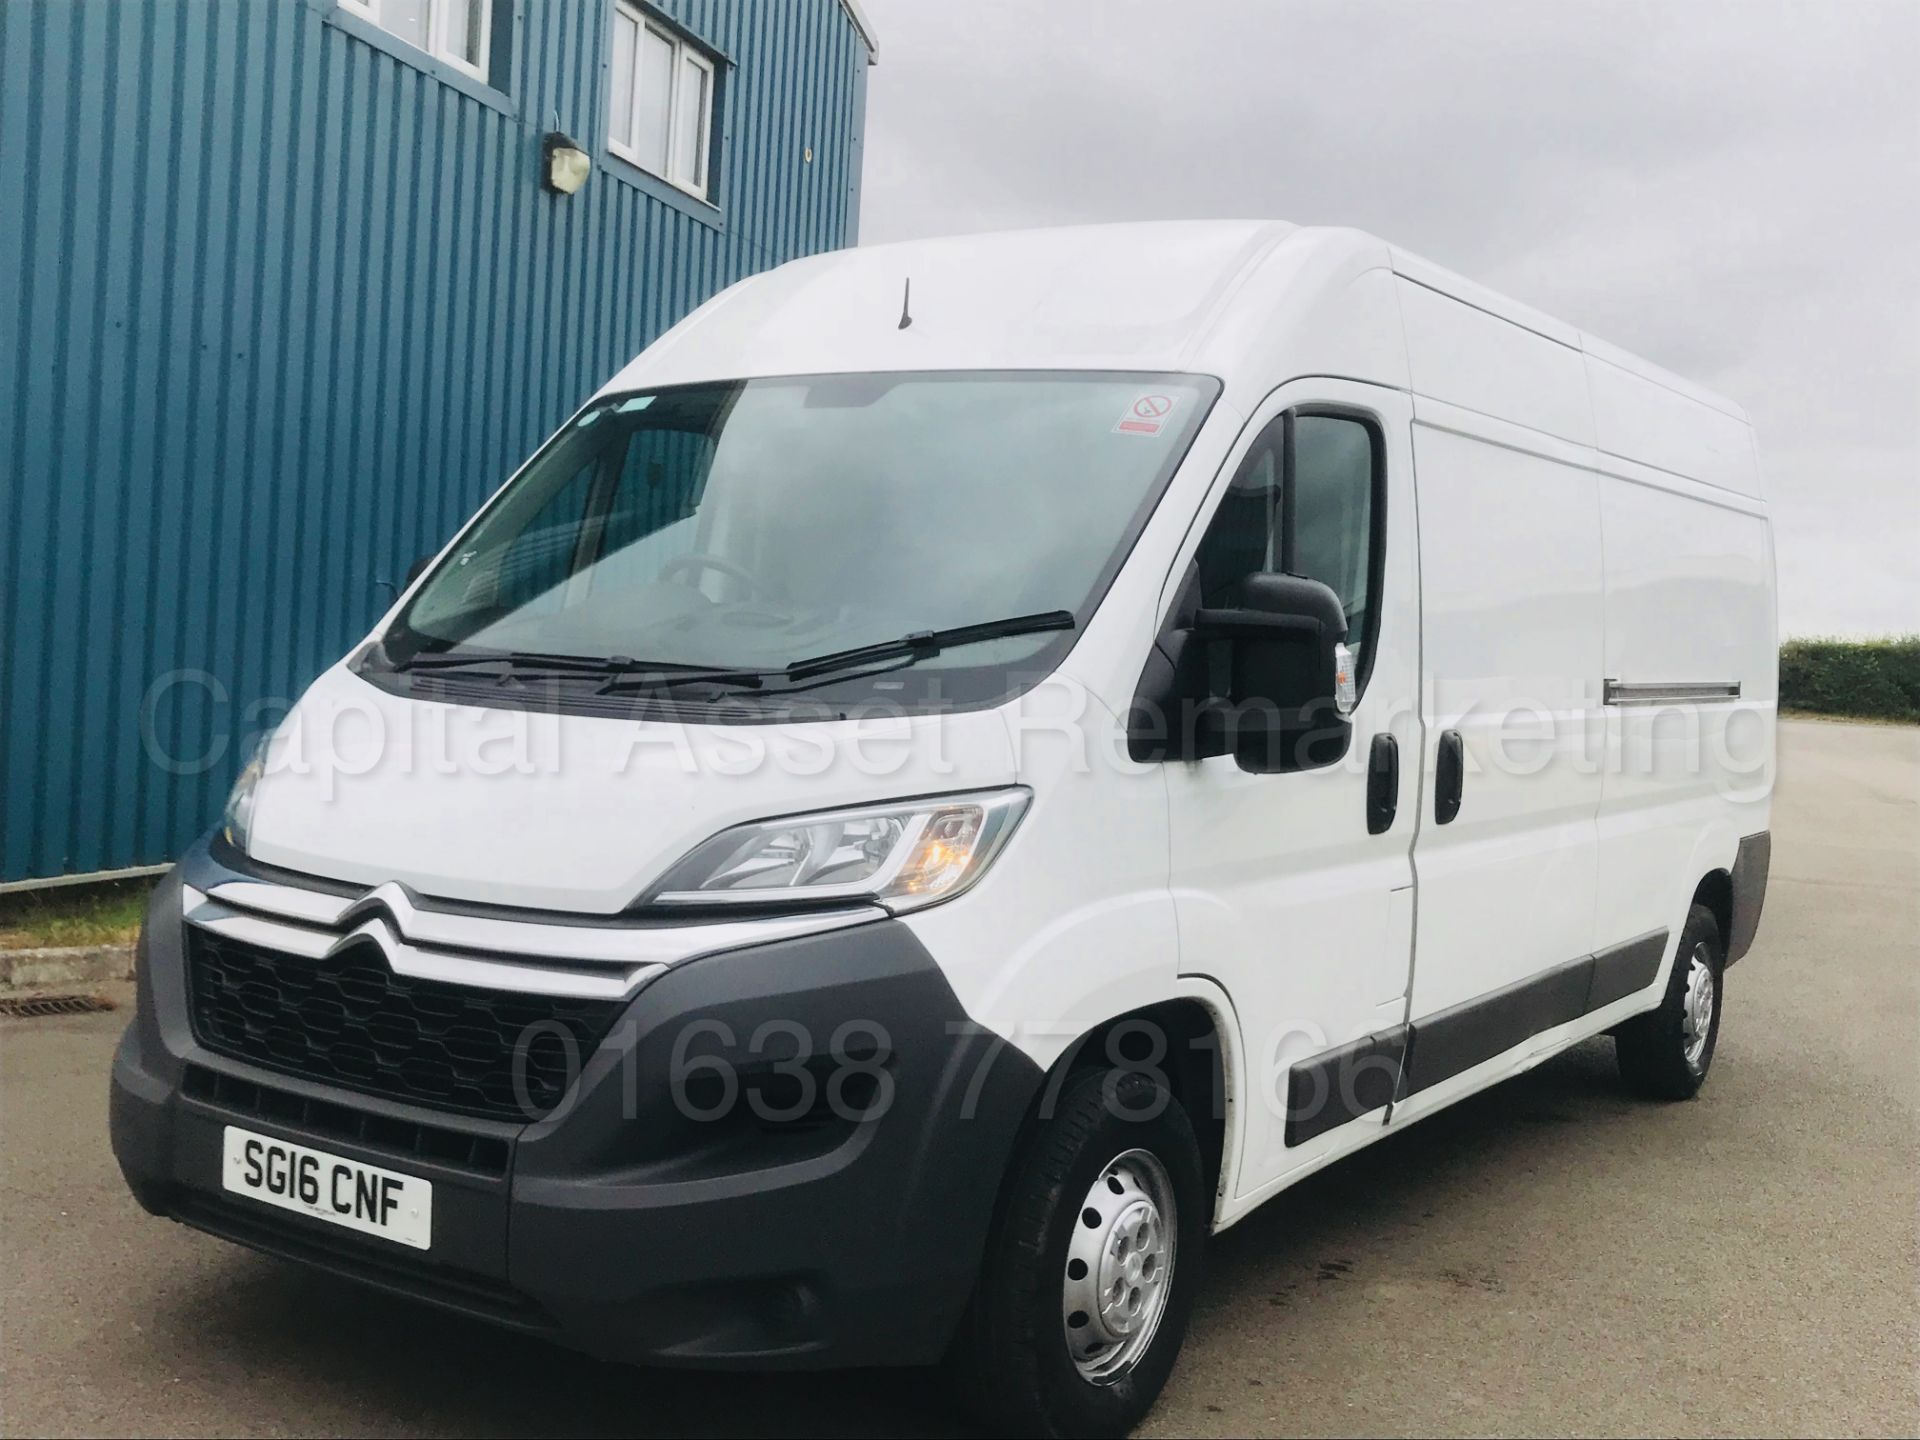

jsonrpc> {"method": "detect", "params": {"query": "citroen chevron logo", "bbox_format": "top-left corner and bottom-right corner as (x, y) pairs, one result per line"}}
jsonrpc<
(326, 882), (418, 965)
(334, 881), (416, 932)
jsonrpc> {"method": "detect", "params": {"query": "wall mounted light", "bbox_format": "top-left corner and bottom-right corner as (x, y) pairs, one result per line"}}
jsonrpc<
(543, 131), (591, 195)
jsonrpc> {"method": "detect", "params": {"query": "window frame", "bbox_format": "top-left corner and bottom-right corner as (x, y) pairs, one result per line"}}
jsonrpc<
(338, 0), (493, 81)
(1197, 402), (1389, 699)
(608, 2), (718, 202)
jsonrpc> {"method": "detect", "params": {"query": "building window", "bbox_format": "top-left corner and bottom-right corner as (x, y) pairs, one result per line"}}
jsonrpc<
(609, 3), (716, 200)
(340, 0), (491, 81)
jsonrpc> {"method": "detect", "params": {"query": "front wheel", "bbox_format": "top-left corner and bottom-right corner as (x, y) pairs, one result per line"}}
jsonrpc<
(949, 1067), (1207, 1438)
(1616, 902), (1724, 1100)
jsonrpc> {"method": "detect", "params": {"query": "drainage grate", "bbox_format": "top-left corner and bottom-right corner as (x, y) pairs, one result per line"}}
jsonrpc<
(0, 992), (117, 1019)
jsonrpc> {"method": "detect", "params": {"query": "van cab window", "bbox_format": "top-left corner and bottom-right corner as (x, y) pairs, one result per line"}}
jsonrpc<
(1195, 409), (1382, 682)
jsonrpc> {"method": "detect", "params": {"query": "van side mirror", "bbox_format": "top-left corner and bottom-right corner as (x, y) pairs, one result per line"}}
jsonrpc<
(1127, 570), (1353, 773)
(405, 554), (432, 587)
(1196, 572), (1352, 773)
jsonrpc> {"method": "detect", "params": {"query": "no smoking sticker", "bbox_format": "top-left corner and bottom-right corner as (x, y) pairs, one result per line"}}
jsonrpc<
(1114, 393), (1176, 436)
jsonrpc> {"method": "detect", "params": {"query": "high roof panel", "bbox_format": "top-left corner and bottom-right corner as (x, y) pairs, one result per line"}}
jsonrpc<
(613, 221), (1300, 387)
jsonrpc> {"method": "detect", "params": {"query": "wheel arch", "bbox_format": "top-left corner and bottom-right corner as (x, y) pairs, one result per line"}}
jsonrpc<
(1028, 980), (1244, 1231)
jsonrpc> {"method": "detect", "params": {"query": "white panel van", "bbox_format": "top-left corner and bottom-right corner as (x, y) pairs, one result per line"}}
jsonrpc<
(112, 222), (1776, 1437)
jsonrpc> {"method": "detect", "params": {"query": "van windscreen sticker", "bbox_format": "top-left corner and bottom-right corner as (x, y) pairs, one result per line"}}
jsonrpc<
(1114, 393), (1177, 436)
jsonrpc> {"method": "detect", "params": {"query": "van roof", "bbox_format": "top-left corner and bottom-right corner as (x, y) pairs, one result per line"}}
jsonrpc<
(606, 220), (1748, 426)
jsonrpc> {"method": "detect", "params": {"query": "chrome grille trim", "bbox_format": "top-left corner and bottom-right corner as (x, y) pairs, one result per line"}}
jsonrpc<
(183, 880), (882, 999)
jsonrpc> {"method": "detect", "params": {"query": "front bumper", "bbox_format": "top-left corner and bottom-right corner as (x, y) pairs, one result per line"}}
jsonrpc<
(109, 844), (1043, 1369)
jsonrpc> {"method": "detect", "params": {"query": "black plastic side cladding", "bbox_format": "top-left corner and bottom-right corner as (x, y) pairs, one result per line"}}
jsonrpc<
(1285, 1026), (1407, 1146)
(1727, 830), (1771, 965)
(1285, 928), (1675, 1143)
(1584, 929), (1667, 1011)
(1402, 955), (1593, 1095)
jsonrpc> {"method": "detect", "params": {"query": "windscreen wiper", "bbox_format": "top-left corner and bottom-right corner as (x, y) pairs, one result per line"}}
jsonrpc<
(779, 610), (1076, 683)
(397, 649), (765, 691)
(397, 647), (615, 675)
(596, 662), (767, 695)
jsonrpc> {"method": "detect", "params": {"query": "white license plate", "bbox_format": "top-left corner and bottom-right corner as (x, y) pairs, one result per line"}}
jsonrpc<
(221, 1125), (432, 1251)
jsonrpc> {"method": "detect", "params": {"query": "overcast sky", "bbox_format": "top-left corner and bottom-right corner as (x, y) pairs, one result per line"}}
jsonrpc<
(857, 0), (1917, 638)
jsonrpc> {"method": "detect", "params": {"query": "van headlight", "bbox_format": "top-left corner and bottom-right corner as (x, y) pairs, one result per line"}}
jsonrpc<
(648, 789), (1030, 913)
(220, 732), (274, 855)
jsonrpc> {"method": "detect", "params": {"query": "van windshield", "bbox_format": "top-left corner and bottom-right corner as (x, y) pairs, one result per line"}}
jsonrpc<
(380, 371), (1218, 708)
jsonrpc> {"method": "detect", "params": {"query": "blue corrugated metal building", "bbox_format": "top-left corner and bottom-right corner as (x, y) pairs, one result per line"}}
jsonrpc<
(0, 0), (875, 885)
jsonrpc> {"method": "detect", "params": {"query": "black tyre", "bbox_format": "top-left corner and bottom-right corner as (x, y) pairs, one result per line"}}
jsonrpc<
(949, 1066), (1207, 1438)
(1615, 901), (1724, 1100)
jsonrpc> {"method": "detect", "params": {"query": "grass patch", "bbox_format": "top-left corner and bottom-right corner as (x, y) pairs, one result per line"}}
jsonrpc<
(0, 877), (154, 950)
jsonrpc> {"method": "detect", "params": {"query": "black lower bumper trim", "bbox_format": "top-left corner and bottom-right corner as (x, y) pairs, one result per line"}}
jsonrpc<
(171, 1192), (553, 1334)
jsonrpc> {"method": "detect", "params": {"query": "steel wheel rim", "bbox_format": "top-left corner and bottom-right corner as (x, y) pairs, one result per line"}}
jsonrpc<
(1061, 1148), (1177, 1385)
(1682, 942), (1716, 1071)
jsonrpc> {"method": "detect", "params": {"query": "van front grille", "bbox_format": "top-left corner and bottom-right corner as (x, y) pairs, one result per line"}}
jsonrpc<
(183, 926), (621, 1122)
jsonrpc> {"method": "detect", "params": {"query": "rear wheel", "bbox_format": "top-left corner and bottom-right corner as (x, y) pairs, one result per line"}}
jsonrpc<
(1616, 902), (1723, 1100)
(949, 1067), (1206, 1438)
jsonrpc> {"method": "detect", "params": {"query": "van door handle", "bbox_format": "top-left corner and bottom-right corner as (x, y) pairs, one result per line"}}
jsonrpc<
(1367, 733), (1398, 834)
(1435, 729), (1464, 825)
